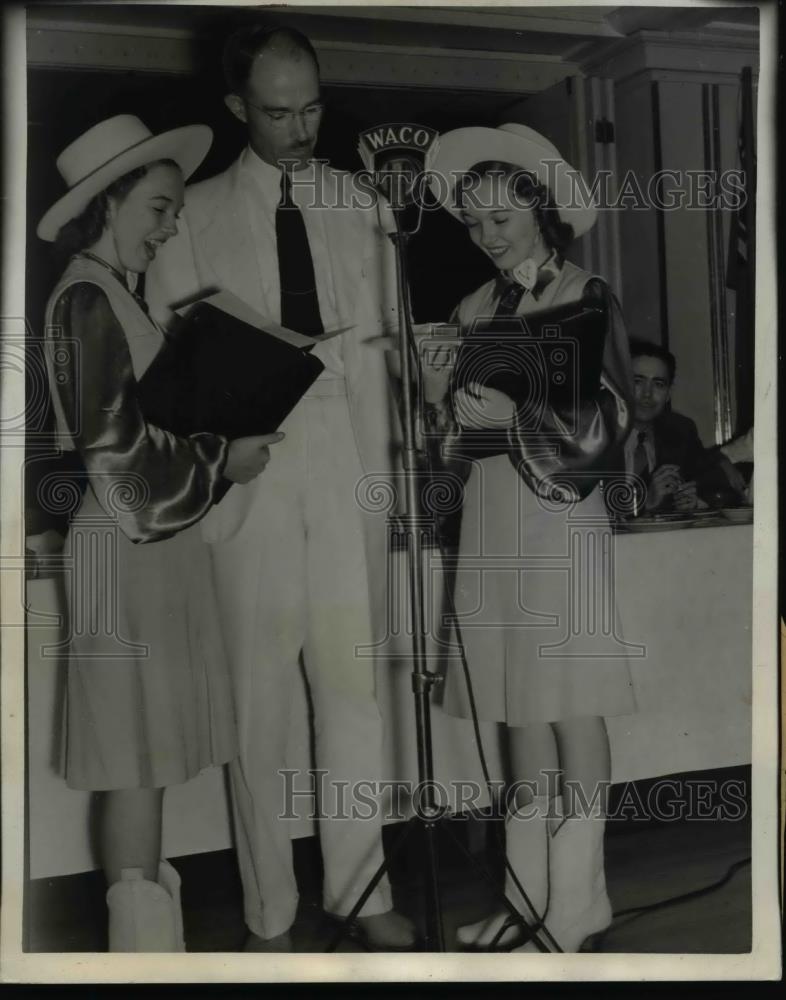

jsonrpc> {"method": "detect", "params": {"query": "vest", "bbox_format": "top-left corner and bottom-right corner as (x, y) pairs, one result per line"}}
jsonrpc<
(44, 255), (164, 450)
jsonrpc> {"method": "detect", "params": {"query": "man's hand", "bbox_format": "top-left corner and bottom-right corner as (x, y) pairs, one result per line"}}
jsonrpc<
(224, 432), (285, 484)
(454, 381), (517, 430)
(644, 463), (682, 512)
(672, 479), (699, 512)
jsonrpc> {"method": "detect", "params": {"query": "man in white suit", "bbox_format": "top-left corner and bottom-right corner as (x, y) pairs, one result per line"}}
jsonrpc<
(147, 25), (414, 951)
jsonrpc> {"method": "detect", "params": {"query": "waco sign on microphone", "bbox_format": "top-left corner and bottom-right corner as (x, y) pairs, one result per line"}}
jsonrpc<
(358, 123), (439, 210)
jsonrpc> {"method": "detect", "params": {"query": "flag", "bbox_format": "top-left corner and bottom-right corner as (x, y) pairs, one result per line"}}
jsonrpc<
(726, 66), (756, 436)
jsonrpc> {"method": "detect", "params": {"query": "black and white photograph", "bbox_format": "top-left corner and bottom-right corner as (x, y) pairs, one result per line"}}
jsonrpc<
(0, 0), (781, 984)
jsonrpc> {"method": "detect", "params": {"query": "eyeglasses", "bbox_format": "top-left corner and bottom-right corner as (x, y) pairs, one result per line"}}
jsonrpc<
(244, 98), (325, 128)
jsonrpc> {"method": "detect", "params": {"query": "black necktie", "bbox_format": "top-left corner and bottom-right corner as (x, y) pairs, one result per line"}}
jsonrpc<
(276, 171), (324, 337)
(632, 430), (650, 481)
(494, 281), (526, 318)
(632, 430), (651, 511)
(130, 276), (150, 317)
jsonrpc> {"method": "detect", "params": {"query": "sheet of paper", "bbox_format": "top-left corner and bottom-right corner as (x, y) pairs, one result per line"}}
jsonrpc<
(195, 290), (350, 349)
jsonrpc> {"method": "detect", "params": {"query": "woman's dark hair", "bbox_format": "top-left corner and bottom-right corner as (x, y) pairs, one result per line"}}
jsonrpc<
(53, 157), (180, 263)
(458, 159), (575, 258)
(222, 25), (319, 95)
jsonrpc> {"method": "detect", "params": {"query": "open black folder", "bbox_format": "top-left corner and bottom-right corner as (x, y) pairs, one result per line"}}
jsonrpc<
(450, 300), (607, 458)
(137, 291), (326, 441)
(137, 292), (330, 501)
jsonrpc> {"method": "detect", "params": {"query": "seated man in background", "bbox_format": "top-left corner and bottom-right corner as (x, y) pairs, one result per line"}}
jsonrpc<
(623, 339), (740, 514)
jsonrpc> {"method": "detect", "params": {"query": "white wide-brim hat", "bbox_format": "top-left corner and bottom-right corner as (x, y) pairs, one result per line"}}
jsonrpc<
(37, 114), (213, 242)
(429, 123), (597, 238)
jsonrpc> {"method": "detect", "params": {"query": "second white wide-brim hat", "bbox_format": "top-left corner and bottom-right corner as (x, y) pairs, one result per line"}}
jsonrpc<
(430, 123), (597, 238)
(37, 114), (213, 242)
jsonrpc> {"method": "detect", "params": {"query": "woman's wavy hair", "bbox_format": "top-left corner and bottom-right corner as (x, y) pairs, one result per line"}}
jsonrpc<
(459, 159), (575, 259)
(53, 158), (180, 265)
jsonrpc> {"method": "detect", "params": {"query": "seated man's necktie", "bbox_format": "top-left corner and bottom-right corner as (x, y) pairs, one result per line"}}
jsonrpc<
(632, 430), (650, 482)
(276, 170), (324, 338)
(631, 430), (652, 512)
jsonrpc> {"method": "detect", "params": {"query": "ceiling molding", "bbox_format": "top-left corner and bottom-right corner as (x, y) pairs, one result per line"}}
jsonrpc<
(26, 21), (577, 92)
(27, 23), (198, 74)
(25, 4), (621, 62)
(317, 42), (575, 92)
(27, 16), (195, 41)
(574, 27), (759, 84)
(26, 9), (757, 91)
(261, 4), (622, 37)
(604, 4), (757, 36)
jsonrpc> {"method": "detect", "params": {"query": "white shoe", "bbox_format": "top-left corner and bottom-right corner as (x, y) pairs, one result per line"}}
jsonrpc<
(515, 815), (612, 953)
(107, 862), (186, 952)
(243, 929), (293, 952)
(353, 910), (419, 951)
(457, 796), (551, 950)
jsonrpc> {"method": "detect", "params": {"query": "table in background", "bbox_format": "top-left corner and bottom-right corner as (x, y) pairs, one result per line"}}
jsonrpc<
(26, 523), (752, 878)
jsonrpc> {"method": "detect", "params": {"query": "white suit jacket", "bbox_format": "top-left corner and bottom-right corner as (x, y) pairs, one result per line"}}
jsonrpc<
(147, 151), (400, 476)
(145, 152), (401, 625)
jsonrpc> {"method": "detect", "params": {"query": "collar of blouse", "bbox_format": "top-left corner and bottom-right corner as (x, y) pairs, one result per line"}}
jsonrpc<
(77, 250), (150, 315)
(496, 250), (562, 302)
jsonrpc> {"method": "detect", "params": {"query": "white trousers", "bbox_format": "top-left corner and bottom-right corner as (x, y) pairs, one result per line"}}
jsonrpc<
(209, 389), (392, 940)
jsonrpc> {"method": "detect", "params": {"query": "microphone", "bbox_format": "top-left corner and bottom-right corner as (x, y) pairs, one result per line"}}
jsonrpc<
(357, 123), (439, 237)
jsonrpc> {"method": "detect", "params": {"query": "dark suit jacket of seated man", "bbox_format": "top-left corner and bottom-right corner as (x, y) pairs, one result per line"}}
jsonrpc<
(611, 338), (736, 514)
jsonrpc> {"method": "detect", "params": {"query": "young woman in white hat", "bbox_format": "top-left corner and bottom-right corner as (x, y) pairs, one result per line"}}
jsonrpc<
(38, 115), (281, 951)
(423, 124), (637, 952)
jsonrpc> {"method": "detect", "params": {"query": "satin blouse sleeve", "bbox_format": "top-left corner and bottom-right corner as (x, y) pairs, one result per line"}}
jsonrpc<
(504, 275), (635, 502)
(582, 276), (635, 448)
(49, 281), (229, 543)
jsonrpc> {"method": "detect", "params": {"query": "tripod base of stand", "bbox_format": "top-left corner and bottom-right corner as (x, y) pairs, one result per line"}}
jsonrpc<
(323, 811), (555, 953)
(324, 814), (442, 952)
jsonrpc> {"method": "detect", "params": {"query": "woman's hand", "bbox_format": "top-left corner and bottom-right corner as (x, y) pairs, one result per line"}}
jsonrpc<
(453, 381), (517, 430)
(420, 336), (455, 404)
(224, 432), (284, 484)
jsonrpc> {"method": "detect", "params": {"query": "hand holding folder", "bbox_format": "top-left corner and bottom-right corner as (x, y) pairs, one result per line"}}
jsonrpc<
(137, 291), (349, 441)
(451, 301), (608, 459)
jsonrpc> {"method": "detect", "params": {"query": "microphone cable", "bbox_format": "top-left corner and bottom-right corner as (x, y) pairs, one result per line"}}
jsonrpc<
(406, 314), (562, 953)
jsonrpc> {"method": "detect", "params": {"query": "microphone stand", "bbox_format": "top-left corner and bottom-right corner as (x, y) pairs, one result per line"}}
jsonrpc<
(388, 205), (446, 951)
(324, 197), (555, 955)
